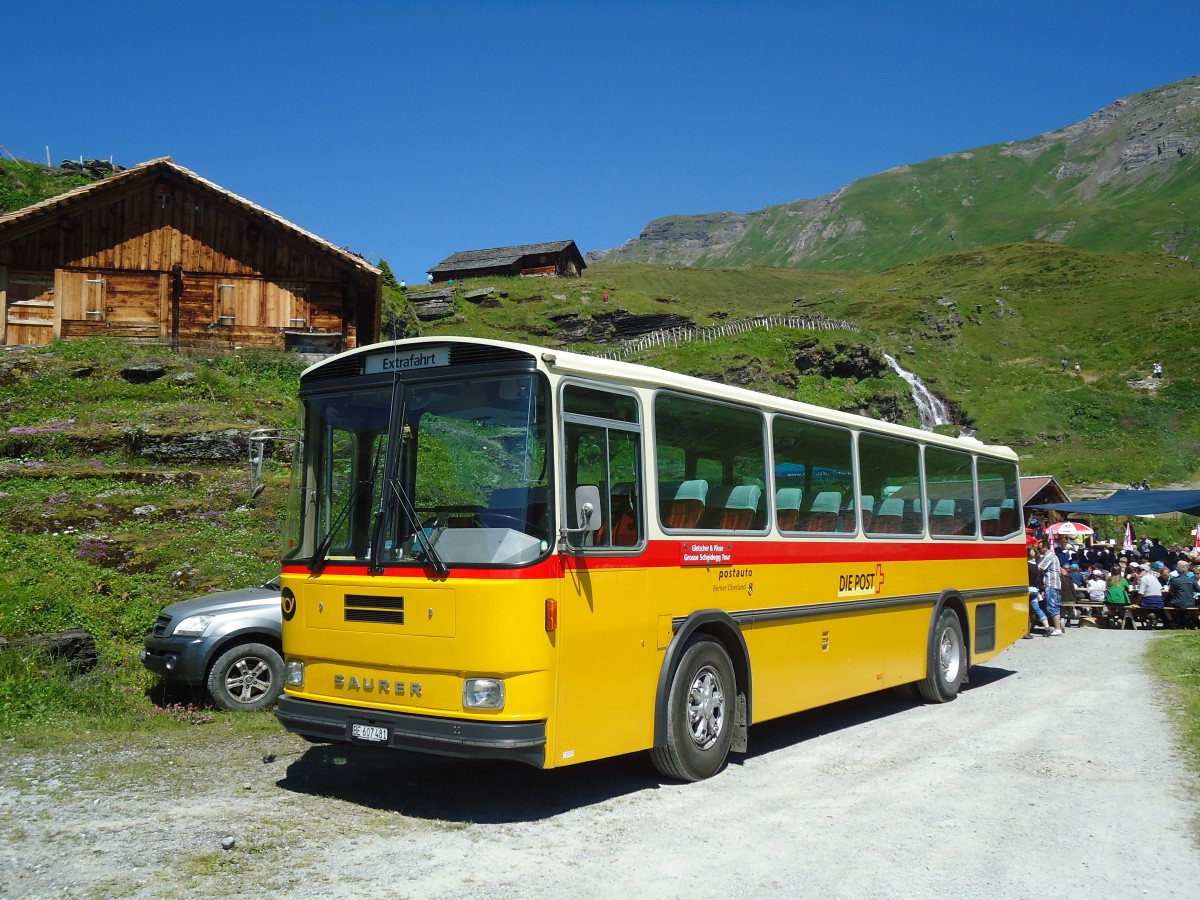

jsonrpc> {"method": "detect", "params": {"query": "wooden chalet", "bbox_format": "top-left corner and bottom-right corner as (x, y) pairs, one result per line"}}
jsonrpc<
(428, 240), (586, 282)
(0, 158), (380, 352)
(1022, 475), (1072, 524)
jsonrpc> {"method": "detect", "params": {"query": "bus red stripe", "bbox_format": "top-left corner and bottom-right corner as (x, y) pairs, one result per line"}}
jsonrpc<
(282, 537), (1024, 579)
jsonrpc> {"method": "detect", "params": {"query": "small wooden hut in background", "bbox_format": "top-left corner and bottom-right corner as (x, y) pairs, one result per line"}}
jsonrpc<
(428, 240), (586, 282)
(0, 157), (380, 352)
(1021, 475), (1073, 525)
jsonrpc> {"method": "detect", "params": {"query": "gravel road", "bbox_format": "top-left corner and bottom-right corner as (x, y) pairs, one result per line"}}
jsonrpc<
(2, 628), (1197, 899)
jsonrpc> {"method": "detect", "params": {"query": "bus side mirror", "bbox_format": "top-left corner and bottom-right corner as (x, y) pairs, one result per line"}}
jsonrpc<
(574, 485), (601, 531)
(559, 485), (602, 549)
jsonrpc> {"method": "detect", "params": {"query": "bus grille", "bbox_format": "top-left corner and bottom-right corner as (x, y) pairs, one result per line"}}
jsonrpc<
(449, 344), (536, 367)
(974, 602), (997, 652)
(344, 594), (405, 625)
(307, 356), (363, 382)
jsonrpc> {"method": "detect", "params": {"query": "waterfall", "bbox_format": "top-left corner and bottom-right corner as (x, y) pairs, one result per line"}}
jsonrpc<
(884, 354), (951, 431)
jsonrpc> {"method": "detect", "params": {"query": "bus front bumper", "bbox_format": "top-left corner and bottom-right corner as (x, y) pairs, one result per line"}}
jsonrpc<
(275, 695), (547, 768)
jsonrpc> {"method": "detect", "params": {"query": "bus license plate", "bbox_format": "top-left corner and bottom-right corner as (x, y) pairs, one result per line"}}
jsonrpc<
(350, 723), (388, 743)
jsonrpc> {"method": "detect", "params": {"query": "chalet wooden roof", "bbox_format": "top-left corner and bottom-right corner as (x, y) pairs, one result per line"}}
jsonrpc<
(0, 157), (379, 278)
(1021, 475), (1071, 506)
(428, 240), (584, 274)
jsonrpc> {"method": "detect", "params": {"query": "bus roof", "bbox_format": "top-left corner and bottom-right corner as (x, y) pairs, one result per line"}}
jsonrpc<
(304, 335), (1018, 462)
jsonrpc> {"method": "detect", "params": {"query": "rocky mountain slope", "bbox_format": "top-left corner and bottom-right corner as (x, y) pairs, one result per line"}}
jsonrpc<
(597, 75), (1200, 270)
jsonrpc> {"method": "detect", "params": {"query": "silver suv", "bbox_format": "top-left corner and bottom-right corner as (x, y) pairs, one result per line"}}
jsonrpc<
(141, 576), (283, 710)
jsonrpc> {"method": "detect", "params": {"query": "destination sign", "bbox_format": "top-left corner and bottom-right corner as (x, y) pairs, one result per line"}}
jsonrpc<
(681, 541), (734, 567)
(365, 347), (449, 375)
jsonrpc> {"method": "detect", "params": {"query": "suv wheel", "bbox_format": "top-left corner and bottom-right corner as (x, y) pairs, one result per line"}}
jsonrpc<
(207, 642), (284, 711)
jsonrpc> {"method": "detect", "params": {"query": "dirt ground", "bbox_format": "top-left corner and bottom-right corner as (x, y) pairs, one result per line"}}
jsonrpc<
(2, 627), (1197, 899)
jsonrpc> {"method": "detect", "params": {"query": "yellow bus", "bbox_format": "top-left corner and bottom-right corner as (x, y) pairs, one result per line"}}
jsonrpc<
(275, 336), (1027, 780)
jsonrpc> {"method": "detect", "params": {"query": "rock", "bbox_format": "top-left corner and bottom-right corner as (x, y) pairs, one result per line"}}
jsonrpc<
(462, 288), (495, 304)
(847, 394), (906, 424)
(70, 366), (95, 379)
(124, 428), (246, 461)
(168, 567), (199, 590)
(792, 338), (888, 379)
(405, 288), (456, 321)
(221, 837), (236, 851)
(723, 359), (770, 386)
(4, 629), (97, 674)
(120, 363), (167, 384)
(548, 309), (697, 346)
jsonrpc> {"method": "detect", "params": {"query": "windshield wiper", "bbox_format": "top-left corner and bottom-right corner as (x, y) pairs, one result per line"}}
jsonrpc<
(308, 479), (369, 574)
(387, 478), (449, 577)
(367, 406), (449, 578)
(310, 434), (387, 574)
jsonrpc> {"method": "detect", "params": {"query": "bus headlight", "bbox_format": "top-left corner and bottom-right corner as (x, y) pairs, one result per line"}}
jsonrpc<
(463, 677), (504, 710)
(285, 659), (305, 688)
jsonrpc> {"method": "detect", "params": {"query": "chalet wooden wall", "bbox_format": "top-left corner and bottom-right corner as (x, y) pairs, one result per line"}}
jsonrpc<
(0, 159), (380, 351)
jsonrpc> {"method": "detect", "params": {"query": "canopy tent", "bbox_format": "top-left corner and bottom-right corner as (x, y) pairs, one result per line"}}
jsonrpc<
(1035, 489), (1200, 518)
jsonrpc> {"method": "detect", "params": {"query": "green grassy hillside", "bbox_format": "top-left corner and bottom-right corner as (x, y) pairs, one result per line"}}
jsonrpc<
(606, 76), (1200, 271)
(694, 141), (1200, 271)
(394, 245), (1200, 485)
(0, 342), (299, 733)
(3, 242), (1199, 738)
(0, 158), (116, 212)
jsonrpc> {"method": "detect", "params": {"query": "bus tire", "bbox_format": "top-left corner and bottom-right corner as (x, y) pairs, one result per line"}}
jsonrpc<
(650, 638), (736, 782)
(918, 608), (966, 704)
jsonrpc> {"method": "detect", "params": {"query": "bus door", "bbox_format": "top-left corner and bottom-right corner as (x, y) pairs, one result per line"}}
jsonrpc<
(553, 387), (653, 766)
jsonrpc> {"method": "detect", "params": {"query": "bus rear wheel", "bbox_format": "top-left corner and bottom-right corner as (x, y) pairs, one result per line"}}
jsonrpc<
(651, 638), (736, 782)
(918, 608), (966, 703)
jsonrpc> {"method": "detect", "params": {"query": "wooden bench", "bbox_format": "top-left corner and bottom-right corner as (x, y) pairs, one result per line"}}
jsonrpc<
(1121, 604), (1170, 629)
(1061, 599), (1107, 627)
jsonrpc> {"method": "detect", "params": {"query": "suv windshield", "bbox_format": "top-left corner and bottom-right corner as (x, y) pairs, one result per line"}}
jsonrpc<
(284, 372), (551, 569)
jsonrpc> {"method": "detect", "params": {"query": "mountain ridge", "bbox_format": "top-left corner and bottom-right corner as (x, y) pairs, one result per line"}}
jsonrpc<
(596, 75), (1200, 270)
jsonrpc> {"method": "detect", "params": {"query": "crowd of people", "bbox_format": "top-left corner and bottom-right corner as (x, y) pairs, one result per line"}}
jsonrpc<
(1025, 529), (1200, 636)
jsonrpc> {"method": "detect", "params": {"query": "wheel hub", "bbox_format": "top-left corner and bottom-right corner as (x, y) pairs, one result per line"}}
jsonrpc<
(686, 666), (725, 750)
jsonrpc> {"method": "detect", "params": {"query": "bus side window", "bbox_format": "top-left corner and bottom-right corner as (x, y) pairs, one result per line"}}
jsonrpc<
(860, 433), (923, 537)
(655, 392), (766, 533)
(771, 415), (855, 537)
(977, 459), (1021, 538)
(926, 446), (977, 538)
(562, 384), (643, 550)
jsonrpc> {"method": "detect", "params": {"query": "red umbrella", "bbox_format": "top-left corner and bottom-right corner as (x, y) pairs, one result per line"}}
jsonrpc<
(1045, 521), (1094, 537)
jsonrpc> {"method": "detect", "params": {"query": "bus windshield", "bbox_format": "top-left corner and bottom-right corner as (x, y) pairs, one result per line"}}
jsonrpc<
(284, 372), (552, 569)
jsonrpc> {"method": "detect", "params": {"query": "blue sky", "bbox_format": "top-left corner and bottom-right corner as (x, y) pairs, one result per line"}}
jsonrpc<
(5, 1), (1197, 285)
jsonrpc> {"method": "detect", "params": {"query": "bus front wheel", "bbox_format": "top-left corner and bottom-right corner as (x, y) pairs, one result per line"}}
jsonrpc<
(651, 638), (736, 782)
(918, 608), (966, 703)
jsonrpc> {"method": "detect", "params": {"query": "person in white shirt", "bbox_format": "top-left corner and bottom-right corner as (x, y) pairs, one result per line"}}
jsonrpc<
(1137, 563), (1165, 610)
(1036, 539), (1065, 635)
(1086, 570), (1107, 602)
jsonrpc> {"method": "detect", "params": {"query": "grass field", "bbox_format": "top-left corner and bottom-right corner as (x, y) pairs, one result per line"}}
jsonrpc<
(3, 241), (1200, 746)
